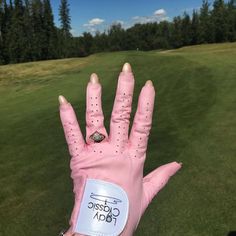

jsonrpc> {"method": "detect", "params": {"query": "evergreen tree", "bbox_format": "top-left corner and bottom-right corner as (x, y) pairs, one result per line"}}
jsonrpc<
(181, 12), (192, 45)
(226, 0), (236, 41)
(7, 0), (27, 63)
(30, 0), (43, 60)
(92, 31), (109, 53)
(108, 23), (126, 51)
(191, 10), (201, 45)
(23, 0), (33, 61)
(212, 0), (228, 42)
(0, 2), (3, 41)
(155, 21), (171, 49)
(59, 0), (71, 37)
(1, 0), (13, 63)
(199, 0), (214, 43)
(59, 0), (71, 57)
(125, 25), (142, 50)
(145, 23), (159, 50)
(171, 16), (183, 48)
(42, 0), (57, 59)
(81, 32), (93, 55)
(0, 1), (4, 63)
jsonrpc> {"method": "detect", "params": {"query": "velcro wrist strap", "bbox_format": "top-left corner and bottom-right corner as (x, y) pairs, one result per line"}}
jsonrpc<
(75, 179), (129, 236)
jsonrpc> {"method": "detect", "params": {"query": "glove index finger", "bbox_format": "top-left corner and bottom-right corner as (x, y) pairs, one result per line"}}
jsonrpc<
(129, 81), (155, 159)
(59, 97), (85, 157)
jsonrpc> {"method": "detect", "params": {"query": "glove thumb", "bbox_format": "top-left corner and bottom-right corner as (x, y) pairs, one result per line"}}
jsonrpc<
(141, 162), (182, 213)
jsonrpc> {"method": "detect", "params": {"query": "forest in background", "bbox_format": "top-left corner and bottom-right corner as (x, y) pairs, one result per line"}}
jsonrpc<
(0, 0), (236, 65)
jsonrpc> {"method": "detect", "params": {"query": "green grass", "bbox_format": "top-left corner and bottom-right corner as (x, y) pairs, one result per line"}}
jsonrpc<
(0, 42), (236, 236)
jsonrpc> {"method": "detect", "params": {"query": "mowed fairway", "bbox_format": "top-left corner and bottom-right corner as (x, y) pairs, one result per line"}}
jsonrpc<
(0, 43), (236, 236)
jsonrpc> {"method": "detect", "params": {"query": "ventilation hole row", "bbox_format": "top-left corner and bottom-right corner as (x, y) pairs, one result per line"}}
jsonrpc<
(145, 102), (150, 119)
(91, 120), (100, 123)
(134, 102), (150, 157)
(93, 150), (102, 153)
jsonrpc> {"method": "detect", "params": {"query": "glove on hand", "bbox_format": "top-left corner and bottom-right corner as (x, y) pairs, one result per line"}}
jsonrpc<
(59, 63), (181, 236)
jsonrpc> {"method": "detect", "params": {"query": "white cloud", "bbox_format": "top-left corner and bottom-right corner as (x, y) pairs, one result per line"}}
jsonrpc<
(154, 9), (166, 16)
(131, 9), (168, 25)
(83, 18), (105, 34)
(132, 16), (140, 20)
(132, 16), (153, 24)
(82, 8), (169, 35)
(89, 18), (104, 25)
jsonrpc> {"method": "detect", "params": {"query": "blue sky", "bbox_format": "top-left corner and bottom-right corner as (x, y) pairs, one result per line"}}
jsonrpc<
(50, 0), (205, 36)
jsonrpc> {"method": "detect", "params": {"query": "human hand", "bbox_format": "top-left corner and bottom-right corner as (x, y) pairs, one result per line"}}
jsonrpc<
(59, 63), (182, 236)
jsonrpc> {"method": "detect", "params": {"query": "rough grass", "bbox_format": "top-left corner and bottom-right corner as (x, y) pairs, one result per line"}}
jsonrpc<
(0, 43), (236, 236)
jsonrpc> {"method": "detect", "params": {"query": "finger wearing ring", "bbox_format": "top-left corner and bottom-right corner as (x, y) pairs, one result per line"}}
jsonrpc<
(90, 131), (105, 143)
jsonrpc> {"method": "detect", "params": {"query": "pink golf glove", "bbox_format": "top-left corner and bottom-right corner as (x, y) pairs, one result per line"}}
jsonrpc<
(59, 63), (181, 236)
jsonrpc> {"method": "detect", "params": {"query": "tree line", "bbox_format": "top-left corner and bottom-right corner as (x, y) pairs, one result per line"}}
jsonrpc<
(0, 0), (236, 65)
(0, 0), (71, 64)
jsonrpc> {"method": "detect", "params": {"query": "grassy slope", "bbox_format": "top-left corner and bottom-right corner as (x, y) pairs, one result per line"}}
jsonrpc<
(0, 42), (235, 236)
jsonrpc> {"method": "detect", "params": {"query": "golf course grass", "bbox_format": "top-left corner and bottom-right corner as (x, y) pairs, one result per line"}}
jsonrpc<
(0, 42), (235, 236)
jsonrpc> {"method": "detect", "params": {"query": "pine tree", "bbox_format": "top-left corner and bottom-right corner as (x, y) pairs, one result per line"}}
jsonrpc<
(191, 10), (201, 45)
(81, 32), (93, 55)
(42, 0), (57, 59)
(7, 0), (27, 63)
(212, 0), (228, 42)
(108, 23), (125, 51)
(91, 31), (109, 53)
(171, 16), (183, 48)
(155, 21), (171, 49)
(0, 1), (4, 63)
(181, 12), (192, 45)
(199, 0), (214, 43)
(59, 0), (71, 57)
(22, 0), (33, 61)
(125, 27), (139, 50)
(1, 0), (12, 63)
(226, 0), (236, 41)
(59, 0), (71, 37)
(30, 0), (45, 60)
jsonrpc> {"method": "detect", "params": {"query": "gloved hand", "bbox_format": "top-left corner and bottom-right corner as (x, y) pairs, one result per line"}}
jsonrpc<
(59, 63), (182, 236)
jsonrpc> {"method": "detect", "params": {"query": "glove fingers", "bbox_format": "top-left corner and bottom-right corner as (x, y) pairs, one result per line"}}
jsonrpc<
(129, 81), (155, 159)
(60, 101), (85, 157)
(86, 74), (108, 144)
(142, 162), (182, 213)
(109, 63), (134, 153)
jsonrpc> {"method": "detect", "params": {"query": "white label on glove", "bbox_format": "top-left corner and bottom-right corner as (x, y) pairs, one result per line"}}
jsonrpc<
(75, 179), (129, 236)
